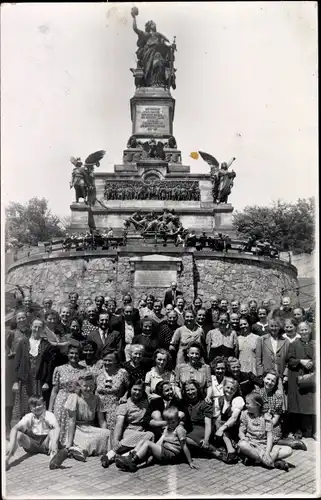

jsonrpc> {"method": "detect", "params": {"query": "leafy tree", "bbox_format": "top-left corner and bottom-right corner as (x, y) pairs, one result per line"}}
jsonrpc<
(5, 197), (65, 247)
(233, 198), (315, 255)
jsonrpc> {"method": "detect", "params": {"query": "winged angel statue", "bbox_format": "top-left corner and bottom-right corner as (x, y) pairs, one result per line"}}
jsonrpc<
(198, 151), (236, 204)
(70, 150), (106, 205)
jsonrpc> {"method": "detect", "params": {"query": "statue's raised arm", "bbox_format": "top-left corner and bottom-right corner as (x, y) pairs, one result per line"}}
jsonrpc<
(130, 7), (176, 89)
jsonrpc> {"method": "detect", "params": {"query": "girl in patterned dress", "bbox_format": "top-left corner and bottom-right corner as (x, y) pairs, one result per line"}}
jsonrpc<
(95, 349), (129, 434)
(101, 379), (154, 469)
(238, 392), (293, 471)
(64, 373), (110, 461)
(48, 341), (85, 445)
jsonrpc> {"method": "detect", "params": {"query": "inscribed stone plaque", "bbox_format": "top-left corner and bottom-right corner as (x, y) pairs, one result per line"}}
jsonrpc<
(134, 269), (177, 288)
(135, 104), (170, 134)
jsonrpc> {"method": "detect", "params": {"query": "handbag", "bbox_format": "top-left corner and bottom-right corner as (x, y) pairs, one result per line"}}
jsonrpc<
(297, 372), (315, 390)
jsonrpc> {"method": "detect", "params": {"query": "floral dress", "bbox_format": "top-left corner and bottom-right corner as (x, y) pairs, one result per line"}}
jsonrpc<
(64, 393), (110, 456)
(52, 363), (85, 445)
(96, 368), (129, 431)
(113, 398), (154, 451)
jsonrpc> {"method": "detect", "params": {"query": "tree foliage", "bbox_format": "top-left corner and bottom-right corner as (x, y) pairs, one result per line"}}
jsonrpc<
(5, 197), (65, 247)
(233, 198), (315, 255)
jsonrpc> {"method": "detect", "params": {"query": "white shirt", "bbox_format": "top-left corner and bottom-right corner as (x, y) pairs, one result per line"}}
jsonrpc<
(270, 336), (278, 355)
(212, 375), (225, 418)
(99, 328), (108, 345)
(124, 322), (135, 345)
(19, 411), (57, 436)
(29, 337), (41, 357)
(283, 333), (301, 343)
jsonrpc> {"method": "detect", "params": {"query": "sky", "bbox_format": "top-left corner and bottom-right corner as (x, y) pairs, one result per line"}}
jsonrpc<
(1, 2), (318, 219)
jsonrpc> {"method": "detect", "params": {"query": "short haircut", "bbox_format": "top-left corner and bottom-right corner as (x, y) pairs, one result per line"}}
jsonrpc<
(223, 377), (239, 392)
(163, 407), (179, 421)
(29, 396), (45, 407)
(130, 344), (145, 355)
(68, 339), (81, 352)
(82, 339), (98, 352)
(210, 356), (227, 372)
(79, 372), (96, 383)
(181, 380), (204, 401)
(155, 380), (172, 396)
(246, 391), (263, 408)
(153, 348), (170, 368)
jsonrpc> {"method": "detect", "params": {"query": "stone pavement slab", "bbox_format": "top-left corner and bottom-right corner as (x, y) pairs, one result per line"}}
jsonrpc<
(3, 439), (319, 498)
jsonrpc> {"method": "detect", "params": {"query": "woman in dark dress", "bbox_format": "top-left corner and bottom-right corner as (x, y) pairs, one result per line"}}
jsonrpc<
(182, 380), (216, 457)
(132, 319), (159, 371)
(287, 322), (316, 440)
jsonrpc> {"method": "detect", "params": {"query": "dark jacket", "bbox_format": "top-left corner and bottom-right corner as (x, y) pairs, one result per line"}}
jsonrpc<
(164, 289), (182, 307)
(287, 338), (315, 415)
(88, 328), (125, 361)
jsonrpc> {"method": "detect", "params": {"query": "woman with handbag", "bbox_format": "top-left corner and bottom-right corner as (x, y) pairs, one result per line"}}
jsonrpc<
(287, 322), (316, 440)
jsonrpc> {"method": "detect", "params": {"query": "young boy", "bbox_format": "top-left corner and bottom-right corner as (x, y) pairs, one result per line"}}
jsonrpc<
(6, 396), (68, 470)
(115, 406), (198, 472)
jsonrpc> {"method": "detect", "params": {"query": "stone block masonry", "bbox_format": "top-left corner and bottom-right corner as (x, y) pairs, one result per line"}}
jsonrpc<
(6, 249), (299, 310)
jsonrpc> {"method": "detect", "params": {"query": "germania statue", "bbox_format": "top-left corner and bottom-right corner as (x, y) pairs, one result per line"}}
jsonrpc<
(130, 6), (177, 89)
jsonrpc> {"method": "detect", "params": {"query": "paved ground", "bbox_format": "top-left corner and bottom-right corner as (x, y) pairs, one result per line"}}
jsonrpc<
(3, 438), (319, 498)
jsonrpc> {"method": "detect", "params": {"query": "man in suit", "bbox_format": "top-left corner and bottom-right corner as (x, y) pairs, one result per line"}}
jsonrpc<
(164, 282), (182, 307)
(205, 295), (220, 329)
(87, 312), (124, 362)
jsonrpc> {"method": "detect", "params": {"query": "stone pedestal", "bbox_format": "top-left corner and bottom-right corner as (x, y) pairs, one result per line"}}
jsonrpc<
(70, 86), (236, 236)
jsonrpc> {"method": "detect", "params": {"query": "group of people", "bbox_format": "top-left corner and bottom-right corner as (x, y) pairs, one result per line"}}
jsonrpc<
(104, 181), (201, 202)
(5, 286), (316, 475)
(61, 230), (121, 252)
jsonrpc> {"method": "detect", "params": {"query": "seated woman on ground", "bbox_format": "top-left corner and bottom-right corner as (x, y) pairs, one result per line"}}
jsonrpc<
(238, 392), (294, 472)
(258, 369), (306, 451)
(142, 380), (191, 442)
(145, 349), (176, 401)
(100, 379), (154, 469)
(64, 373), (110, 462)
(213, 377), (245, 464)
(181, 380), (219, 459)
(6, 396), (68, 470)
(114, 406), (198, 473)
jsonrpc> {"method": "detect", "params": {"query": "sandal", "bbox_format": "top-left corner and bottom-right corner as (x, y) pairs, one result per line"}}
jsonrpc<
(274, 459), (289, 472)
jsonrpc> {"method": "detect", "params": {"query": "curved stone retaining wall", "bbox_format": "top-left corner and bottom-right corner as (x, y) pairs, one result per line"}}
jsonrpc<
(6, 249), (298, 310)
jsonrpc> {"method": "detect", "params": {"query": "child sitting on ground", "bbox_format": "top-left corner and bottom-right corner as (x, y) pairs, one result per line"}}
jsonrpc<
(6, 396), (68, 470)
(238, 392), (294, 472)
(115, 406), (198, 472)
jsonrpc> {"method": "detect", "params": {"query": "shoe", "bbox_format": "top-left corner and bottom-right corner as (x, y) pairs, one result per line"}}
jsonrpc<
(69, 446), (87, 462)
(223, 452), (239, 464)
(49, 447), (69, 470)
(115, 455), (137, 473)
(274, 459), (289, 472)
(293, 431), (302, 440)
(291, 440), (307, 451)
(242, 456), (255, 466)
(101, 455), (111, 469)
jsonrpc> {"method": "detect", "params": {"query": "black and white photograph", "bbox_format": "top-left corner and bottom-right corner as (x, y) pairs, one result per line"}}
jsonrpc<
(1, 2), (319, 498)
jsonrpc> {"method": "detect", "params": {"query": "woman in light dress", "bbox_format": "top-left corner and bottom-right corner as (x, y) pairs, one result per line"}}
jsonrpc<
(237, 318), (259, 374)
(64, 372), (110, 461)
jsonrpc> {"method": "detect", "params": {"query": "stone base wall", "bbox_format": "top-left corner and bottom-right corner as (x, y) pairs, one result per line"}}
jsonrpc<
(6, 250), (298, 310)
